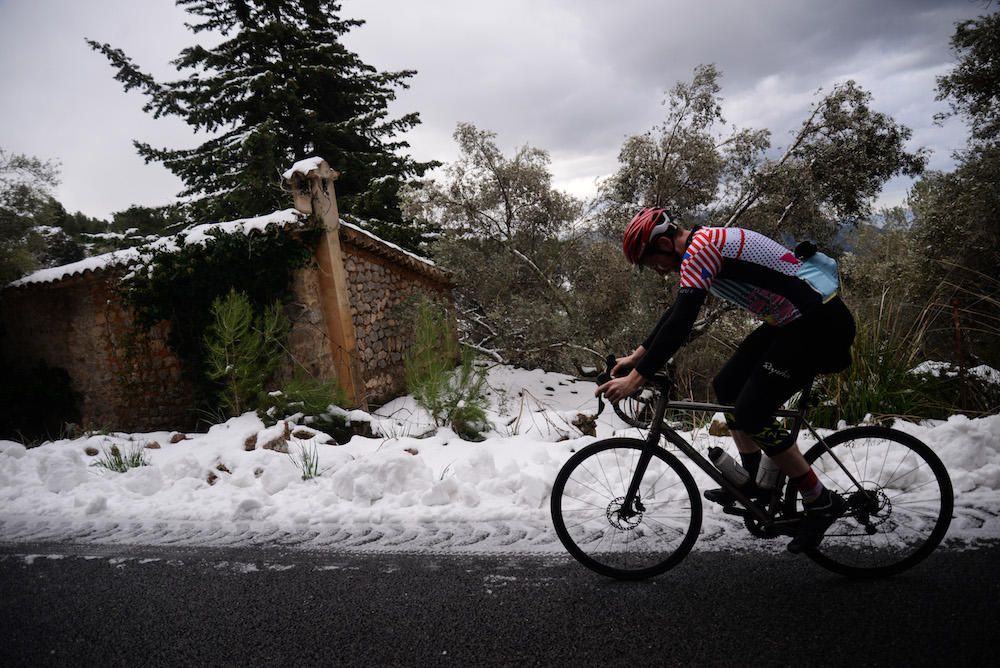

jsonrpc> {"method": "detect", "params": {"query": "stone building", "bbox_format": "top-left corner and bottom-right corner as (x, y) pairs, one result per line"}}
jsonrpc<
(0, 159), (455, 432)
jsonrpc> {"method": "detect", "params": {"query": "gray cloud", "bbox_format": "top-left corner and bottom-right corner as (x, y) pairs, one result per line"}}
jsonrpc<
(0, 0), (984, 219)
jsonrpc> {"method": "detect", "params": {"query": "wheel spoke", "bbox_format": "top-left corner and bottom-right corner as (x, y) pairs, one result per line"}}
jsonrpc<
(793, 428), (952, 577)
(552, 439), (701, 578)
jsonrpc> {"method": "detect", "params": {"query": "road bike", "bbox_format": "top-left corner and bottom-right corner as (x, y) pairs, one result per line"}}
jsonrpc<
(550, 360), (954, 579)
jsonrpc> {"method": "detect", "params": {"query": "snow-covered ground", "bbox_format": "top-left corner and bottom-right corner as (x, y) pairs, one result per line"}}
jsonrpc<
(1, 365), (998, 553)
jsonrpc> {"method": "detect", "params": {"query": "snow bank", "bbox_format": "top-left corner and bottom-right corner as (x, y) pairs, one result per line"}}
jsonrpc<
(1, 365), (998, 551)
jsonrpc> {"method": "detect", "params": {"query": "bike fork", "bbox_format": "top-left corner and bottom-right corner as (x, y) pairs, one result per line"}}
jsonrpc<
(619, 448), (655, 518)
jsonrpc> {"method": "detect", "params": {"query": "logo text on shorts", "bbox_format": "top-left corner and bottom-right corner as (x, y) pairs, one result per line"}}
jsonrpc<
(763, 362), (792, 380)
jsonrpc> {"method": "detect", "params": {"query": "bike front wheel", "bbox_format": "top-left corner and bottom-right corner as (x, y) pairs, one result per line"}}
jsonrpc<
(551, 438), (702, 580)
(784, 426), (954, 577)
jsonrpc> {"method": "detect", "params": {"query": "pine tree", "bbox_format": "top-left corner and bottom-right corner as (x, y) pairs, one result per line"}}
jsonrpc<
(88, 0), (437, 250)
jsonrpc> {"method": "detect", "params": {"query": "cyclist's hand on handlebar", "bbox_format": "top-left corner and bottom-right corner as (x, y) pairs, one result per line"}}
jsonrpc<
(596, 369), (646, 403)
(610, 356), (634, 378)
(610, 347), (646, 378)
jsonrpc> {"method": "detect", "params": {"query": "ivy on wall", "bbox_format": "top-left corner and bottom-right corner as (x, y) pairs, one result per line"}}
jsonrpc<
(119, 226), (320, 405)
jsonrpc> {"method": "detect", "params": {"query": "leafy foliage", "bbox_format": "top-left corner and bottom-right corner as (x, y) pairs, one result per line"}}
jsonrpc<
(815, 294), (999, 425)
(601, 65), (926, 245)
(121, 225), (317, 401)
(403, 298), (490, 440)
(258, 374), (351, 443)
(902, 11), (1000, 374)
(936, 11), (1000, 149)
(402, 124), (606, 370)
(203, 289), (289, 417)
(0, 148), (60, 283)
(87, 0), (437, 249)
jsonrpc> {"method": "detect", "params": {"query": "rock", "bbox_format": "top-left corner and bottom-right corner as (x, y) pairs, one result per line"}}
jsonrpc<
(144, 441), (161, 450)
(243, 434), (257, 451)
(293, 429), (314, 439)
(262, 435), (289, 454)
(215, 462), (231, 474)
(709, 419), (731, 437)
(350, 421), (374, 439)
(169, 433), (188, 444)
(404, 448), (419, 456)
(572, 413), (597, 437)
(207, 472), (218, 486)
(84, 447), (99, 456)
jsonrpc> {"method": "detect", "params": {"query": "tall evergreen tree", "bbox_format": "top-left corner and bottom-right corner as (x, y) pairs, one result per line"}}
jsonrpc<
(88, 0), (437, 250)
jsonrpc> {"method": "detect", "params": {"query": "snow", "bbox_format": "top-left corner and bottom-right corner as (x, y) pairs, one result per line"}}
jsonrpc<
(340, 214), (437, 268)
(2, 364), (998, 552)
(910, 361), (1000, 385)
(281, 156), (326, 180)
(9, 209), (307, 287)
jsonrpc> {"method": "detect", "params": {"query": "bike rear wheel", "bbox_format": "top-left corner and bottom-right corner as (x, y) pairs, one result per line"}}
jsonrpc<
(784, 426), (953, 577)
(551, 438), (702, 580)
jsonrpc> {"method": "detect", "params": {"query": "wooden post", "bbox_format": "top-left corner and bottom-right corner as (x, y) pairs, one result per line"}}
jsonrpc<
(286, 158), (367, 409)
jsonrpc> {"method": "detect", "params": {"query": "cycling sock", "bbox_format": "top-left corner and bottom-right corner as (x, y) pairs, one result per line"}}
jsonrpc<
(792, 469), (824, 504)
(739, 451), (761, 481)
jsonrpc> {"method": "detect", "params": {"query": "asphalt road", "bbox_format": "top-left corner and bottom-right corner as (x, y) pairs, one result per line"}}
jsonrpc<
(1, 541), (998, 667)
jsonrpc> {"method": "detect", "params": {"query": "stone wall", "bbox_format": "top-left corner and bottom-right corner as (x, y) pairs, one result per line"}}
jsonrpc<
(0, 225), (454, 432)
(0, 272), (194, 432)
(340, 238), (455, 404)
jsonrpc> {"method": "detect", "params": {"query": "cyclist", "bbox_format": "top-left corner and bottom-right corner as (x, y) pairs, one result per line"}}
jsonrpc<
(597, 207), (856, 553)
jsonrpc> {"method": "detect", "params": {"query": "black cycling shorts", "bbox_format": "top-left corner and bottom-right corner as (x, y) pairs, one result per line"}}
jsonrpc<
(713, 296), (856, 434)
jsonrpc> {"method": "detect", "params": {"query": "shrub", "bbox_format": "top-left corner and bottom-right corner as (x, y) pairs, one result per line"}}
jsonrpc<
(203, 289), (289, 416)
(91, 441), (149, 472)
(404, 298), (490, 439)
(812, 296), (996, 425)
(289, 439), (325, 480)
(258, 374), (351, 443)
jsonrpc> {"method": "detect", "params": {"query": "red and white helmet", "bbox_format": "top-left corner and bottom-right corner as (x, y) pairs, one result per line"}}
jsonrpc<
(622, 207), (677, 265)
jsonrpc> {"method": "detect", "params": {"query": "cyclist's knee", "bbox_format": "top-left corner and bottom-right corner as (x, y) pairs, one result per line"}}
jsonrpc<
(734, 415), (794, 456)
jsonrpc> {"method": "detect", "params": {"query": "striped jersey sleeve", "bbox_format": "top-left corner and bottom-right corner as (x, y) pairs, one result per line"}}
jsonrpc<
(678, 227), (726, 291)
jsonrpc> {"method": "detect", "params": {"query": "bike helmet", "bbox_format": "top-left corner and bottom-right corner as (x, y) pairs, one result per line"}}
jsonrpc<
(622, 207), (677, 265)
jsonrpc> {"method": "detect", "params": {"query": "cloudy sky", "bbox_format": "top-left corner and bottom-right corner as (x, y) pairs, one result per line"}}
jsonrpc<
(0, 0), (987, 221)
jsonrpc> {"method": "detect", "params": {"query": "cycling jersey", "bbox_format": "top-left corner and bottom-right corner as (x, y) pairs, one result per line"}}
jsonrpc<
(635, 226), (837, 380)
(680, 226), (826, 326)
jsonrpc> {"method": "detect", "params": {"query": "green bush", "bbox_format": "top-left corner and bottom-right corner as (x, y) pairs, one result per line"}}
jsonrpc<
(120, 225), (317, 405)
(813, 297), (998, 425)
(258, 373), (351, 443)
(404, 298), (490, 440)
(203, 289), (289, 417)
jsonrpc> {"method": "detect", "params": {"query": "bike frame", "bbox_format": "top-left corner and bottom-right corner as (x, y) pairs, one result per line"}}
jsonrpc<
(619, 376), (868, 527)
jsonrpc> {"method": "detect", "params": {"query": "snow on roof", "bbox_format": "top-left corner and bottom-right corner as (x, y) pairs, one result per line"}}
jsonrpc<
(8, 207), (445, 289)
(9, 209), (307, 288)
(340, 214), (437, 269)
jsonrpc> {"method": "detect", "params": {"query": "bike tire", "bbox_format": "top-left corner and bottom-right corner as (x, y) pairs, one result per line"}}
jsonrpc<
(612, 387), (663, 429)
(783, 426), (954, 578)
(551, 438), (702, 580)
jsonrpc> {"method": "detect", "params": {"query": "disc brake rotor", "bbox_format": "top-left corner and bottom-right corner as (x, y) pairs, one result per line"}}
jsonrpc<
(607, 496), (643, 530)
